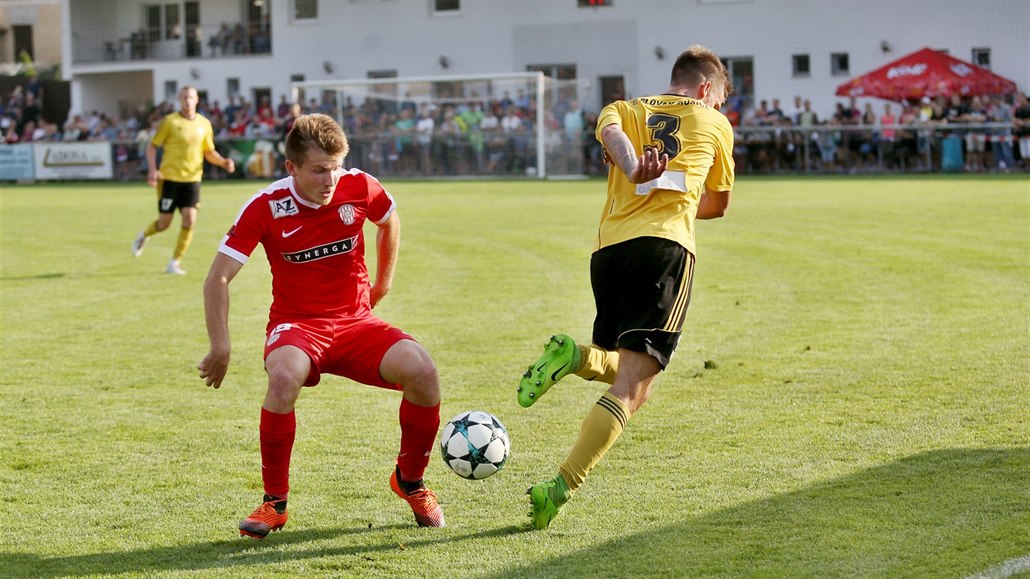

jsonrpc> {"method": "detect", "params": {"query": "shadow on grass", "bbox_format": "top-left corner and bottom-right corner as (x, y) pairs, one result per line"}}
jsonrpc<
(5, 449), (1025, 577)
(0, 272), (66, 281)
(3, 523), (527, 577)
(0, 271), (167, 282)
(490, 447), (1030, 578)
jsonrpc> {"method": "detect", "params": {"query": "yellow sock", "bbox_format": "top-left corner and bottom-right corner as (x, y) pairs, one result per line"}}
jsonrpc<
(143, 221), (160, 237)
(558, 392), (628, 493)
(573, 345), (619, 384)
(173, 227), (194, 260)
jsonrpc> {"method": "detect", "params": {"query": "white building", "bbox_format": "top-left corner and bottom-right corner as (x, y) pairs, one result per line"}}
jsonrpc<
(58, 0), (1029, 119)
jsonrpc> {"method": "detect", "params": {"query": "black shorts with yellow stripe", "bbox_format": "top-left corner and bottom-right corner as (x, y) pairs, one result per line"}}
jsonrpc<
(589, 236), (695, 369)
(157, 180), (201, 213)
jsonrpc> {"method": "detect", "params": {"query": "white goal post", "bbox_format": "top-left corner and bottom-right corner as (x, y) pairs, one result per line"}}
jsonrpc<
(291, 72), (577, 179)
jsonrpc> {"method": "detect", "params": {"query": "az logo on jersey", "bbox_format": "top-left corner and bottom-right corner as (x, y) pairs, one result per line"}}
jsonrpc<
(270, 197), (299, 219)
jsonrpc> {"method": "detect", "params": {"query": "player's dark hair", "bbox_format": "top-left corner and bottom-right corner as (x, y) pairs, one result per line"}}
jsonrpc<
(285, 113), (350, 165)
(671, 45), (734, 97)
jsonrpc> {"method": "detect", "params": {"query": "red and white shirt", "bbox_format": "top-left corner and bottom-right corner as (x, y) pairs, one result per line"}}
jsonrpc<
(219, 169), (396, 319)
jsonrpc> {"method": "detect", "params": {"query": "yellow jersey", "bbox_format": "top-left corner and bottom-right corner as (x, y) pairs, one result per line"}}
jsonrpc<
(151, 111), (215, 183)
(594, 95), (734, 255)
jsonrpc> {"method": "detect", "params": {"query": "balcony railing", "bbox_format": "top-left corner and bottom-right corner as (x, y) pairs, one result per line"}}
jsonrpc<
(72, 22), (271, 64)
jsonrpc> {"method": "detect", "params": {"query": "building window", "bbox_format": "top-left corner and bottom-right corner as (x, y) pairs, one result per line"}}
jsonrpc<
(578, 0), (613, 5)
(434, 0), (460, 12)
(294, 0), (318, 20)
(164, 4), (180, 40)
(599, 75), (625, 107)
(831, 52), (850, 77)
(164, 80), (178, 102)
(972, 47), (991, 69)
(722, 56), (754, 105)
(12, 25), (33, 60)
(227, 77), (240, 98)
(792, 54), (810, 78)
(291, 74), (306, 104)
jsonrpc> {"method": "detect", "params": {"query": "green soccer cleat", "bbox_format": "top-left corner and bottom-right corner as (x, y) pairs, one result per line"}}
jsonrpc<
(517, 334), (580, 408)
(527, 474), (571, 530)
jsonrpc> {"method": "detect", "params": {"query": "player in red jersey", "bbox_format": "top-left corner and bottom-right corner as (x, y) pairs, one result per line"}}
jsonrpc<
(198, 114), (444, 537)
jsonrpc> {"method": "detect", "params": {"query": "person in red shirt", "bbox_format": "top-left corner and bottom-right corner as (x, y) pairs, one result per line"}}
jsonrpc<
(198, 113), (445, 538)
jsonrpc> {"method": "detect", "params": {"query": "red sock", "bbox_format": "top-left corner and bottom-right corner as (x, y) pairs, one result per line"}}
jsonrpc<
(397, 398), (440, 482)
(260, 408), (296, 499)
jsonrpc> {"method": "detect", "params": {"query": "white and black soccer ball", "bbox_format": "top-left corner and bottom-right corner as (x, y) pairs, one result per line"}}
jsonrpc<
(440, 410), (510, 480)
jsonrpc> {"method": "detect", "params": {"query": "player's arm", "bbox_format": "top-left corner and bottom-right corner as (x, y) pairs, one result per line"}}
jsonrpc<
(204, 147), (236, 174)
(145, 141), (161, 187)
(599, 124), (668, 184)
(697, 187), (731, 219)
(370, 209), (400, 309)
(698, 120), (734, 220)
(198, 252), (245, 388)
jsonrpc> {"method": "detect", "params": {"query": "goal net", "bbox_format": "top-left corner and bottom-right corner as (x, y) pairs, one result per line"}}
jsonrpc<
(291, 72), (583, 179)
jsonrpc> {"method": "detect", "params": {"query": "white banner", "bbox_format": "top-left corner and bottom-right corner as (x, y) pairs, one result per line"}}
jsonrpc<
(0, 143), (35, 181)
(32, 142), (113, 180)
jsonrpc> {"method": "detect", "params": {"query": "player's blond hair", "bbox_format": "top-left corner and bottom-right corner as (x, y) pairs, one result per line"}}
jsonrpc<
(671, 45), (734, 98)
(285, 113), (350, 165)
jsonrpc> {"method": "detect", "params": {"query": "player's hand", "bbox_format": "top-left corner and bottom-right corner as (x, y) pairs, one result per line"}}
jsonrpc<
(147, 169), (163, 187)
(224, 158), (236, 174)
(198, 349), (230, 389)
(627, 147), (668, 184)
(369, 282), (390, 309)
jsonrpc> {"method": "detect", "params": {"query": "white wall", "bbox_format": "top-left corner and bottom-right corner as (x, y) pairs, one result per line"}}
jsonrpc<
(70, 70), (152, 118)
(64, 0), (1030, 120)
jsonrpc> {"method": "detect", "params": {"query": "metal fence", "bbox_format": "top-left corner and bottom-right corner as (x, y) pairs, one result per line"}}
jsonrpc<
(89, 122), (1025, 182)
(733, 123), (1021, 174)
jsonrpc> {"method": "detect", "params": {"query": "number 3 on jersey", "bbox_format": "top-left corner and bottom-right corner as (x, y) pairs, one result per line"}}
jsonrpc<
(646, 113), (681, 159)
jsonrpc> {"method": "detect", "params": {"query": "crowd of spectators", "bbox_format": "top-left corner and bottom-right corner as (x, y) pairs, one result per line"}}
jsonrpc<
(723, 93), (1030, 174)
(4, 78), (1029, 178)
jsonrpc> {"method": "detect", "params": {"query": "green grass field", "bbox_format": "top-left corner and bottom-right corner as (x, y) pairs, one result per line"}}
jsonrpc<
(1, 175), (1027, 578)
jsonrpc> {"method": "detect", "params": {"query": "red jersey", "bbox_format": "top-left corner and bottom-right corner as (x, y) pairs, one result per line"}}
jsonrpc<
(219, 169), (396, 319)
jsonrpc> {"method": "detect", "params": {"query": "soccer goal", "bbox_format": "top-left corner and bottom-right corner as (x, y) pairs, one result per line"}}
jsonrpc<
(292, 71), (581, 179)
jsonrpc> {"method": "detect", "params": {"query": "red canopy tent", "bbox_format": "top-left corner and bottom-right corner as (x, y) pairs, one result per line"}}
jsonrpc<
(835, 47), (1018, 103)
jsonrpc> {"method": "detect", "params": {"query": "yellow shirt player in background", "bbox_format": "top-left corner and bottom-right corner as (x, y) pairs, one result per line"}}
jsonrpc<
(132, 86), (235, 274)
(517, 45), (735, 529)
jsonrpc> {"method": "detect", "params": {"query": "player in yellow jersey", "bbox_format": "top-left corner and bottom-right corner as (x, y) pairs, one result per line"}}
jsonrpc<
(132, 86), (235, 274)
(518, 45), (735, 529)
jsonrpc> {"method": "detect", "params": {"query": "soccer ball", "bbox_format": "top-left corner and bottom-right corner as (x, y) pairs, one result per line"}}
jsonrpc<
(440, 410), (510, 480)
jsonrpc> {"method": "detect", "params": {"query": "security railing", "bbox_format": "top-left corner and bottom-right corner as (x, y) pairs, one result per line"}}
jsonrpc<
(8, 122), (1022, 183)
(733, 123), (1021, 174)
(72, 22), (271, 64)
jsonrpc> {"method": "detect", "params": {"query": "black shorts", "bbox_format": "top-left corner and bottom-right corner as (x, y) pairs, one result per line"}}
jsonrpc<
(589, 236), (695, 369)
(158, 180), (201, 213)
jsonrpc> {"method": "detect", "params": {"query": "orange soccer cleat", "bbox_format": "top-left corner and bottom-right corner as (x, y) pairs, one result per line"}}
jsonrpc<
(238, 494), (288, 539)
(390, 468), (445, 528)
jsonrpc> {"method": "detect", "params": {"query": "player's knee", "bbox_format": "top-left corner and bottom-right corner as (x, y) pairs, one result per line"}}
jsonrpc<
(264, 354), (308, 406)
(264, 374), (303, 411)
(266, 358), (305, 384)
(264, 389), (300, 413)
(403, 358), (438, 392)
(396, 349), (440, 404)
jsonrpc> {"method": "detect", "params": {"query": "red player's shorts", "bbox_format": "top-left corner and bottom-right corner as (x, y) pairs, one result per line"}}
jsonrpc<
(263, 314), (412, 390)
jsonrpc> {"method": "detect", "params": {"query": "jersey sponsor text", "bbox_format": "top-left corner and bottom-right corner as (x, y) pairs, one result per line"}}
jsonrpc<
(282, 236), (359, 263)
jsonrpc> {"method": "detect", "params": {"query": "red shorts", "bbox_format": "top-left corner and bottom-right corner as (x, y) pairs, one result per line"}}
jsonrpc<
(263, 315), (412, 390)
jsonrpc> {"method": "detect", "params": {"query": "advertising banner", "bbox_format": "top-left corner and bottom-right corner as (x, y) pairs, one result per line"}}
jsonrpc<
(33, 142), (113, 180)
(0, 144), (35, 181)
